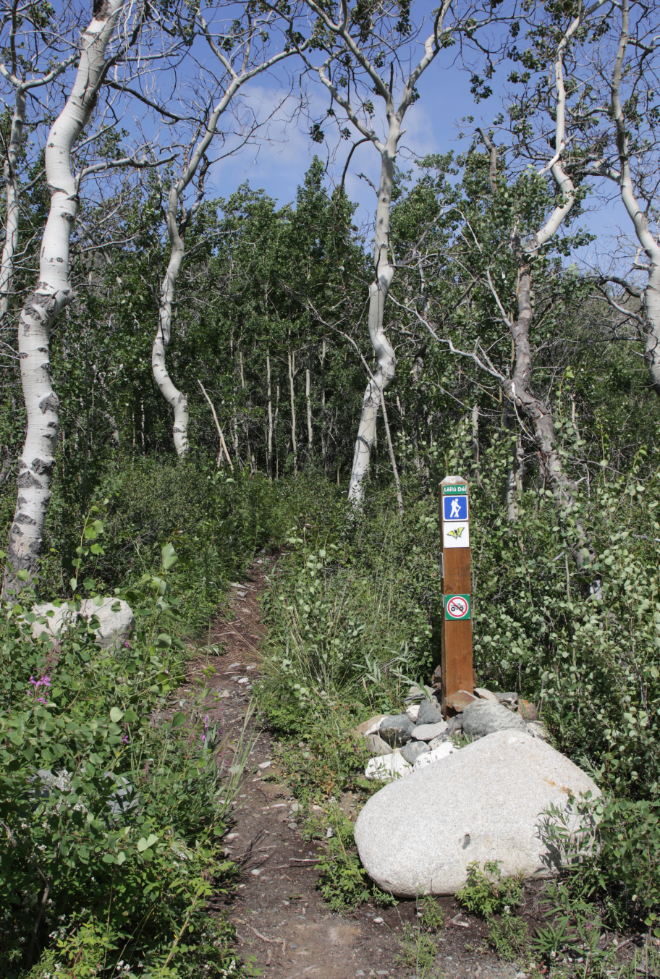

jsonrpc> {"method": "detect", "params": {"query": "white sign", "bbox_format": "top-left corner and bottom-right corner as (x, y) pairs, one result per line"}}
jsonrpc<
(443, 522), (470, 549)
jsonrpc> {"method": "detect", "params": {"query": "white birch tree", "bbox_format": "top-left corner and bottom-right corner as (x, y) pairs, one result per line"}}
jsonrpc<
(0, 2), (77, 329)
(591, 0), (660, 394)
(3, 0), (141, 596)
(300, 0), (485, 505)
(152, 6), (309, 455)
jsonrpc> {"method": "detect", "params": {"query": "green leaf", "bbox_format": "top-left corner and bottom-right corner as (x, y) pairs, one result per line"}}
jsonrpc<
(171, 712), (186, 728)
(161, 542), (179, 570)
(70, 578), (78, 592)
(137, 833), (158, 853)
(110, 707), (124, 723)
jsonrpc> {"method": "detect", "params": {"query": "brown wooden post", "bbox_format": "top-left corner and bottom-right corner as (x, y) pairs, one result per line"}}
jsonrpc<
(440, 475), (473, 715)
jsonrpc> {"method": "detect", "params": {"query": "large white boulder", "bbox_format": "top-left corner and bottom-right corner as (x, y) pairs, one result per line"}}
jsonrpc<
(32, 598), (134, 649)
(354, 730), (599, 897)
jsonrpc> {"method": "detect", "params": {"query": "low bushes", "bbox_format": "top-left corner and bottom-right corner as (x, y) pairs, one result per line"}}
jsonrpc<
(0, 547), (246, 978)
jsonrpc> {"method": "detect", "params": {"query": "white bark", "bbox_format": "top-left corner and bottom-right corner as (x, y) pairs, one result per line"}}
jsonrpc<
(305, 365), (313, 452)
(153, 20), (300, 454)
(4, 1), (124, 596)
(308, 3), (449, 505)
(0, 85), (24, 325)
(267, 349), (273, 475)
(610, 0), (660, 392)
(347, 124), (397, 504)
(0, 53), (75, 326)
(288, 348), (297, 474)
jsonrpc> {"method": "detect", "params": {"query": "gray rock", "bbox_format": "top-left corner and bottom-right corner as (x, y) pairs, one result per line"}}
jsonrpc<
(427, 734), (448, 749)
(417, 698), (443, 726)
(446, 714), (463, 736)
(412, 721), (448, 742)
(365, 734), (393, 756)
(379, 714), (415, 747)
(354, 730), (600, 897)
(474, 687), (499, 704)
(405, 684), (425, 703)
(526, 720), (550, 741)
(496, 691), (519, 710)
(462, 699), (528, 739)
(401, 741), (430, 765)
(32, 598), (134, 650)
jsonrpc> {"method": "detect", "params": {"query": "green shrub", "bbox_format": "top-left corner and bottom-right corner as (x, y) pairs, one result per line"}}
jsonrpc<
(456, 861), (524, 919)
(0, 546), (247, 977)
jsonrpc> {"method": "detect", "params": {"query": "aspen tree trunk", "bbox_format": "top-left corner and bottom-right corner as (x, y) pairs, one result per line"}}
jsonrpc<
(152, 192), (189, 455)
(0, 55), (74, 325)
(320, 340), (327, 467)
(610, 0), (660, 393)
(288, 349), (297, 474)
(308, 0), (447, 505)
(267, 350), (273, 477)
(471, 404), (484, 489)
(347, 120), (398, 505)
(4, 0), (124, 596)
(152, 26), (300, 453)
(274, 382), (280, 480)
(0, 87), (24, 325)
(306, 365), (313, 454)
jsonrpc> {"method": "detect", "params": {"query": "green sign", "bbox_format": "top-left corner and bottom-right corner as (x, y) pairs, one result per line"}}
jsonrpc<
(445, 594), (471, 620)
(443, 483), (468, 495)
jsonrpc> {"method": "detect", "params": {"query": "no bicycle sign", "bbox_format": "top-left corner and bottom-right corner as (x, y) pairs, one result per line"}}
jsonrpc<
(445, 594), (471, 620)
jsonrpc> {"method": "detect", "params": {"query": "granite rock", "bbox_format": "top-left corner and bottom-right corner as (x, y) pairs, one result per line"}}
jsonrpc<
(355, 730), (600, 896)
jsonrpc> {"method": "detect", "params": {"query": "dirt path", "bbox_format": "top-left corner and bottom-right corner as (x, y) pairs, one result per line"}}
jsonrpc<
(187, 558), (526, 979)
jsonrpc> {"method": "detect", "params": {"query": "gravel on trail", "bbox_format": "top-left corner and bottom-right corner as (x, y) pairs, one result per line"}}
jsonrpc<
(181, 557), (529, 979)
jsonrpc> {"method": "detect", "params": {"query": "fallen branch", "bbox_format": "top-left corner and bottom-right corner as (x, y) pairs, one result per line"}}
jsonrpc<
(235, 919), (286, 952)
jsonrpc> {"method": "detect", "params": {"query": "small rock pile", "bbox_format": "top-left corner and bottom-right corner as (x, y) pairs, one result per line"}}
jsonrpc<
(358, 684), (548, 781)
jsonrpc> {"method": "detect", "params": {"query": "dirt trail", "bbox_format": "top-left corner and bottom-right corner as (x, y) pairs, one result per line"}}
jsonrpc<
(187, 557), (524, 979)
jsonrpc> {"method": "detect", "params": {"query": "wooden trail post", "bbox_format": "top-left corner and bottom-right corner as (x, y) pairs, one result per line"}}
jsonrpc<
(439, 475), (473, 715)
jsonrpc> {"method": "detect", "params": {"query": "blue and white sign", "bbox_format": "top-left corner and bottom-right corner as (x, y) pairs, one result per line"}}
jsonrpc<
(443, 495), (469, 522)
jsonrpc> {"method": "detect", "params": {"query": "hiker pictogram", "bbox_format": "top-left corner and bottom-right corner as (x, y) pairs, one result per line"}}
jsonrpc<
(443, 495), (468, 521)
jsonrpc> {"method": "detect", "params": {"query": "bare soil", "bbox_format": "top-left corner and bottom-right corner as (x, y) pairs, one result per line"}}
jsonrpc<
(183, 557), (534, 979)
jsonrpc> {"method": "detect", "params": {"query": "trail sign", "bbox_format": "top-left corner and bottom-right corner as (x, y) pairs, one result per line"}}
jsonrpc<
(439, 475), (473, 714)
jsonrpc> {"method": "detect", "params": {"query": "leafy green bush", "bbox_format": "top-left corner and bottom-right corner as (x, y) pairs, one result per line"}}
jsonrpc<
(541, 794), (660, 931)
(38, 457), (296, 632)
(456, 861), (524, 920)
(0, 546), (246, 978)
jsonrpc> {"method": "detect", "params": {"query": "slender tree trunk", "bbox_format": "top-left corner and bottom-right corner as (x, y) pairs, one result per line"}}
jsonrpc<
(610, 0), (660, 393)
(152, 193), (189, 456)
(348, 119), (399, 505)
(503, 255), (594, 578)
(4, 0), (124, 596)
(471, 403), (483, 489)
(0, 86), (24, 325)
(274, 381), (280, 480)
(320, 340), (327, 468)
(306, 364), (313, 455)
(288, 348), (297, 475)
(267, 350), (273, 477)
(380, 387), (403, 516)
